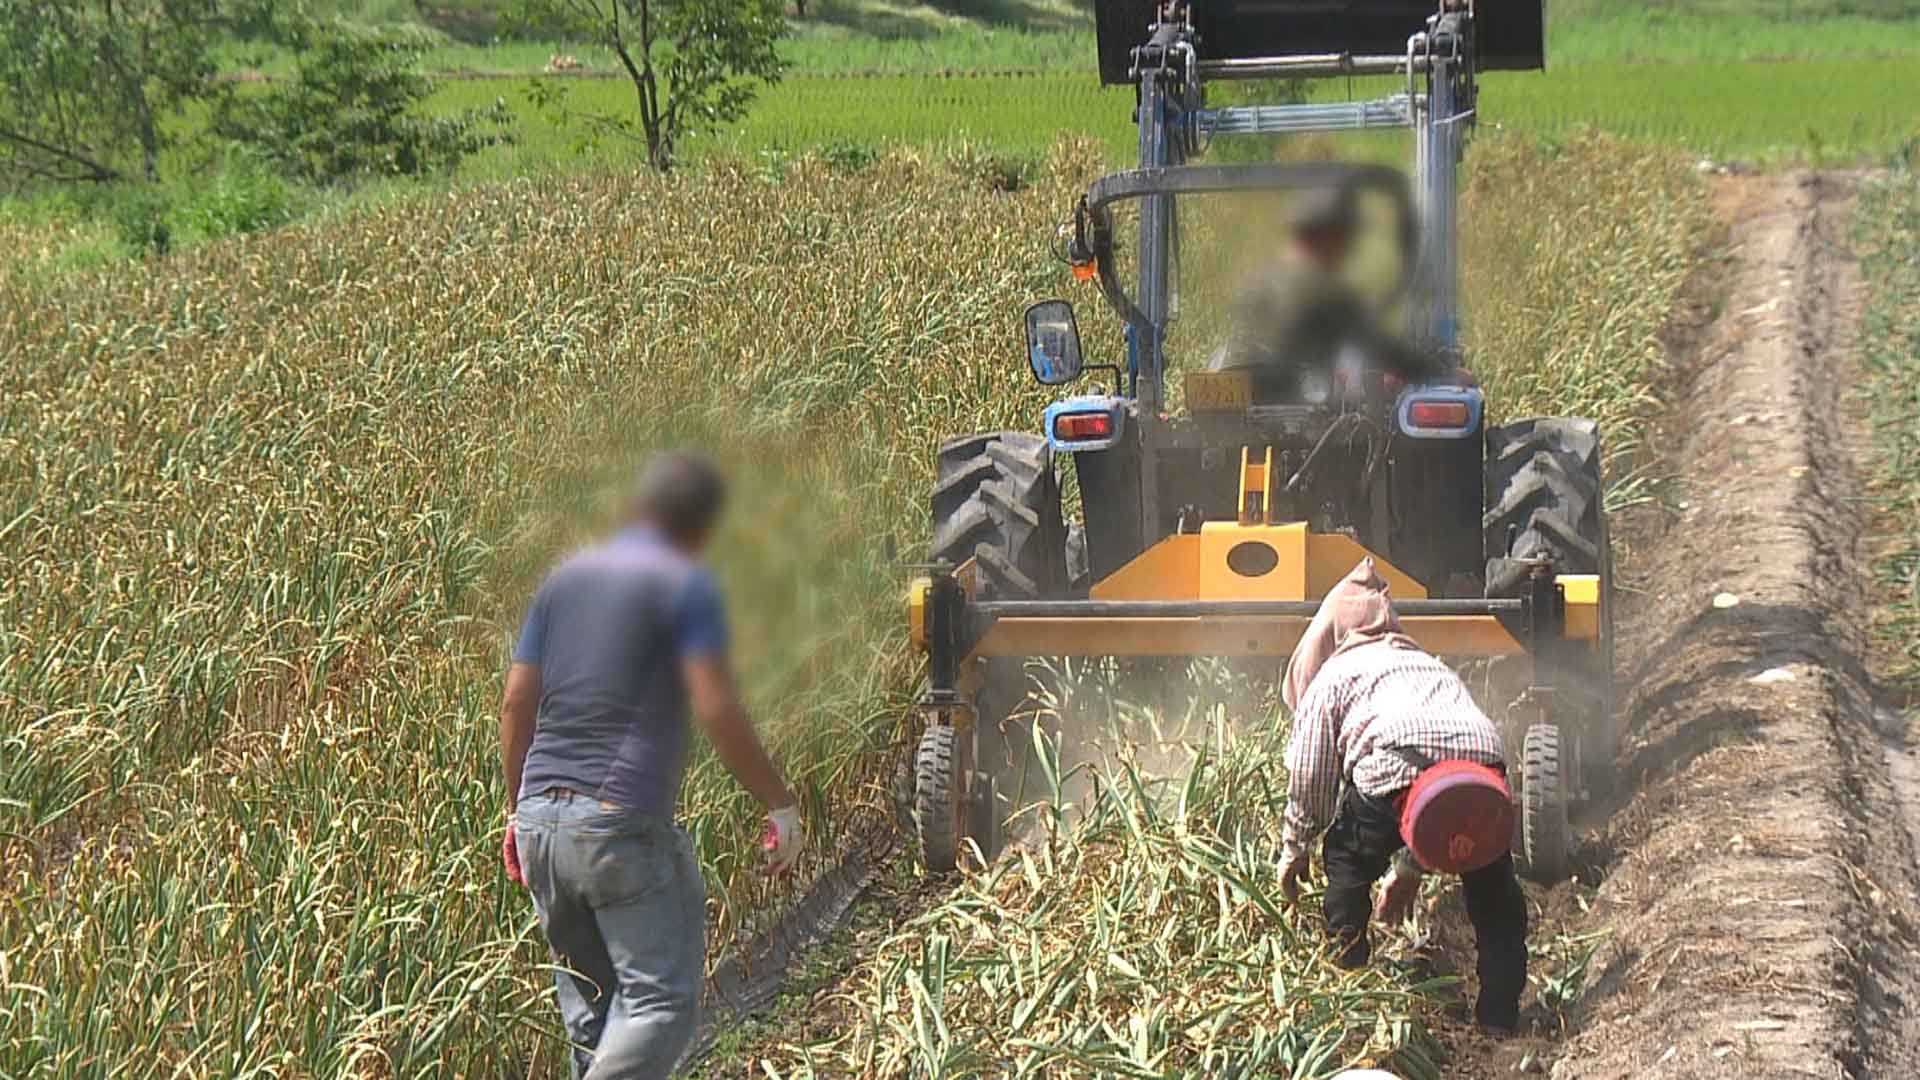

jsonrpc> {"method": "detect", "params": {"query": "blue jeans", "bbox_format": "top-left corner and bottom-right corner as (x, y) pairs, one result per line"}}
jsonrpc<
(516, 791), (706, 1079)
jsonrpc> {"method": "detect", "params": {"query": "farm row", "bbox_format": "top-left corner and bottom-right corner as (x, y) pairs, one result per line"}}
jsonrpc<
(0, 126), (1712, 1074)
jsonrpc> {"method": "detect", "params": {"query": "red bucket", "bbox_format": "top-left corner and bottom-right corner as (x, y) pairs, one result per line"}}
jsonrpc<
(1397, 760), (1514, 873)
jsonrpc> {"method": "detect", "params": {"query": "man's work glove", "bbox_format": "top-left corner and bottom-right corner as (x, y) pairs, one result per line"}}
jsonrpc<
(762, 805), (804, 876)
(1278, 847), (1311, 906)
(1374, 850), (1423, 925)
(502, 821), (525, 887)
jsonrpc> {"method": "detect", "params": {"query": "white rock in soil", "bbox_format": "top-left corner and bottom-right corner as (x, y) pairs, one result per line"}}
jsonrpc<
(1751, 667), (1797, 685)
(1713, 592), (1742, 609)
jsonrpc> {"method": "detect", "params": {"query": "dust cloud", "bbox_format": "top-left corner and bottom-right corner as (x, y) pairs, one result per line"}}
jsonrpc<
(985, 656), (1284, 841)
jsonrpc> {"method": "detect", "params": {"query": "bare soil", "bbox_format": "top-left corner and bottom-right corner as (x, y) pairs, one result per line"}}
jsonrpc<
(1510, 173), (1920, 1078)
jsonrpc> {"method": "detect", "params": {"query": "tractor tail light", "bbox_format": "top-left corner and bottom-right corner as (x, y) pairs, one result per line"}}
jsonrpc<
(1407, 400), (1472, 429)
(1053, 412), (1114, 441)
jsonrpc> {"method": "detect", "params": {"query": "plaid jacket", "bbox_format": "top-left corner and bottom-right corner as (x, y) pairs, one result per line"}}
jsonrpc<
(1281, 643), (1506, 863)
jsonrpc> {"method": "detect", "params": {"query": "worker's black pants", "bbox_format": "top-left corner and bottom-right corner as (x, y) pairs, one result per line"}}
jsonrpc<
(1321, 785), (1529, 1029)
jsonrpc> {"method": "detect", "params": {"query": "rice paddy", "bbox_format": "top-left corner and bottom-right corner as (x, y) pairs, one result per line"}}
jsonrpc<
(425, 54), (1920, 185)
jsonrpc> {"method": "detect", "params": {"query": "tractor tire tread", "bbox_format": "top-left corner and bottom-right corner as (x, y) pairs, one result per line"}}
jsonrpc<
(1483, 419), (1604, 577)
(1486, 416), (1618, 816)
(915, 725), (962, 873)
(929, 431), (1065, 601)
(1521, 723), (1571, 882)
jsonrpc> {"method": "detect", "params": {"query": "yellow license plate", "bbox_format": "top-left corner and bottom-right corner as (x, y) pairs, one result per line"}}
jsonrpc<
(1184, 371), (1253, 412)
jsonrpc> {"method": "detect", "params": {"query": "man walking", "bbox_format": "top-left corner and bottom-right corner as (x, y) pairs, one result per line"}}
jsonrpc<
(1277, 560), (1528, 1034)
(498, 452), (803, 1078)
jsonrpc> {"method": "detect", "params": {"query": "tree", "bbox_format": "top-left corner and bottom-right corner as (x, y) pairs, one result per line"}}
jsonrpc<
(510, 0), (784, 171)
(0, 0), (231, 184)
(211, 18), (512, 185)
(0, 2), (510, 192)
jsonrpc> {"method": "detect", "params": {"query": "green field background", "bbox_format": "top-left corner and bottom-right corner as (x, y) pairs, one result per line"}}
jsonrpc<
(435, 57), (1920, 179)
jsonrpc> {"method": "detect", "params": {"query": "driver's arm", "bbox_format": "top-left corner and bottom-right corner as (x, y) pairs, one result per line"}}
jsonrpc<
(1367, 326), (1453, 383)
(1327, 290), (1453, 384)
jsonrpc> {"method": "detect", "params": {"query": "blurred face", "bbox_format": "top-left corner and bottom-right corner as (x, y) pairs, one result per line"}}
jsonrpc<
(623, 510), (716, 555)
(1295, 227), (1354, 267)
(677, 524), (716, 556)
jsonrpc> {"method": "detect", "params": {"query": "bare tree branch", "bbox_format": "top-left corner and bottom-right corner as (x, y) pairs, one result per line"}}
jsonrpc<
(0, 125), (120, 182)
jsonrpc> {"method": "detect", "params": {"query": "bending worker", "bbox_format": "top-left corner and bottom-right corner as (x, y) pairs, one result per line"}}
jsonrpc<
(498, 452), (804, 1078)
(1277, 560), (1527, 1035)
(1208, 184), (1447, 399)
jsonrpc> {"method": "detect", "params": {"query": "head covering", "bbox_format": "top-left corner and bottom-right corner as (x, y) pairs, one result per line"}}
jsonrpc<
(1282, 558), (1421, 711)
(1289, 183), (1358, 236)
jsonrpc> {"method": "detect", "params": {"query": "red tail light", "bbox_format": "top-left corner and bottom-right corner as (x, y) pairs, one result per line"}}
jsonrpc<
(1053, 412), (1114, 441)
(1407, 400), (1471, 429)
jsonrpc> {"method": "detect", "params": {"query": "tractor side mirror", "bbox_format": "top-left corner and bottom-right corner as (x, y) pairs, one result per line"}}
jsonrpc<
(1024, 300), (1084, 386)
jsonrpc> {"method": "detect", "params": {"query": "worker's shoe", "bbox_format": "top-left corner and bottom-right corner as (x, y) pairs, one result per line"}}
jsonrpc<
(1474, 1004), (1520, 1038)
(1476, 1018), (1518, 1038)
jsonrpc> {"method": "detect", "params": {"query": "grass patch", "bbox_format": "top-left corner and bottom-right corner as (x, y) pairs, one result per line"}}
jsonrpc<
(1854, 168), (1920, 695)
(743, 701), (1454, 1078)
(1549, 0), (1920, 64)
(429, 72), (1132, 179)
(1461, 131), (1717, 508)
(430, 59), (1920, 184)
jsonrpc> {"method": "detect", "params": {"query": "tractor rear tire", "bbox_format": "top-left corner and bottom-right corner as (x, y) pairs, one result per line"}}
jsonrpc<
(925, 433), (1061, 871)
(1485, 417), (1617, 803)
(915, 724), (969, 873)
(1484, 418), (1603, 574)
(931, 433), (1067, 600)
(1520, 722), (1571, 882)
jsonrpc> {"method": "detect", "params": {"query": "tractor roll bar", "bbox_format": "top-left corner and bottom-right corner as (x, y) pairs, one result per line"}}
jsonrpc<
(1081, 162), (1420, 334)
(1084, 162), (1413, 218)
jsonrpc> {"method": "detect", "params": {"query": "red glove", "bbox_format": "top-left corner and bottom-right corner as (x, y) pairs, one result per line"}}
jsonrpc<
(503, 821), (525, 886)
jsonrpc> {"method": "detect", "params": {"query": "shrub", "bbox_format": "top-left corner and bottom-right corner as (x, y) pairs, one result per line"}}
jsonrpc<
(214, 18), (511, 185)
(172, 155), (309, 242)
(106, 184), (176, 254)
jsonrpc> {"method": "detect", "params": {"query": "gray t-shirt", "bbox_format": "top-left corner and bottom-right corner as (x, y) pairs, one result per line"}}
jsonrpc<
(512, 526), (729, 816)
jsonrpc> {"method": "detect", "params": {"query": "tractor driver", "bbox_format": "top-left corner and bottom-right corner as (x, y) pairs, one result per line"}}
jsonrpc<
(1206, 184), (1447, 400)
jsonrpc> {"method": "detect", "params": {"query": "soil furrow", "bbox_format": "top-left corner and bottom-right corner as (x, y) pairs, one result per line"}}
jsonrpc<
(1557, 173), (1920, 1078)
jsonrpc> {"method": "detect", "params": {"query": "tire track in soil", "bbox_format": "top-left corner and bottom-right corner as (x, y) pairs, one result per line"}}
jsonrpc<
(1548, 172), (1920, 1078)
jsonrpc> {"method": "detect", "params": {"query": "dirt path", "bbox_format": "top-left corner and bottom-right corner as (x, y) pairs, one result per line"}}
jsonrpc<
(1545, 172), (1920, 1078)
